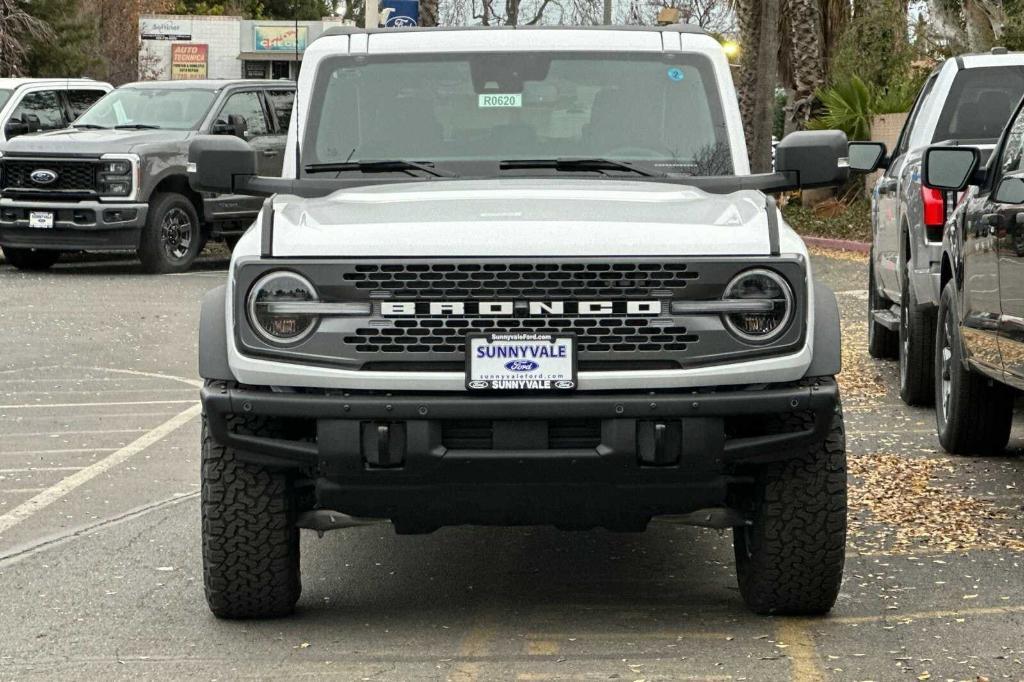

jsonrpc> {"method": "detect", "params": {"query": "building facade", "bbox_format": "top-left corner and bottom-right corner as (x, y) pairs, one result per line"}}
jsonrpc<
(139, 15), (348, 81)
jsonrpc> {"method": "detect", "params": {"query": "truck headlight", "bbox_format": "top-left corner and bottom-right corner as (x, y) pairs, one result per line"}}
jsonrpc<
(98, 154), (137, 199)
(722, 268), (793, 342)
(247, 271), (319, 344)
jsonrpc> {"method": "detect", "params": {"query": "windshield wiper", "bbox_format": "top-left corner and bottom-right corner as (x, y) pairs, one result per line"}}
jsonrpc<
(305, 160), (456, 178)
(500, 158), (664, 177)
(114, 124), (161, 130)
(72, 123), (108, 129)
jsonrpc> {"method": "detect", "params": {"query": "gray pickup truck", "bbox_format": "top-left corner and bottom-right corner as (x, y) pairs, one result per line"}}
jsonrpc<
(0, 79), (294, 273)
(851, 50), (1024, 405)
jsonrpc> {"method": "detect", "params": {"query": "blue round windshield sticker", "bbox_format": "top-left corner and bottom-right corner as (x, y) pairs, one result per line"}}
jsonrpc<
(667, 67), (685, 82)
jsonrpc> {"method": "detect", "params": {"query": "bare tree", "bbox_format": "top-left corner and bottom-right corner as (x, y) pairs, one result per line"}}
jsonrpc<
(0, 0), (54, 76)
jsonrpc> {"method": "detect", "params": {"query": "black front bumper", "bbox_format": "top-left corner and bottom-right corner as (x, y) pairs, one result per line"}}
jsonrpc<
(202, 380), (839, 529)
(0, 200), (147, 251)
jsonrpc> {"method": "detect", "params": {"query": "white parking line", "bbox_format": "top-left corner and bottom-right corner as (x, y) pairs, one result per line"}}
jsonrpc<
(0, 404), (201, 537)
(82, 366), (204, 388)
(0, 467), (85, 474)
(5, 428), (148, 438)
(0, 448), (116, 457)
(0, 399), (196, 410)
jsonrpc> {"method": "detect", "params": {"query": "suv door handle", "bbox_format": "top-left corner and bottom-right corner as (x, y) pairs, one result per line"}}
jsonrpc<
(877, 180), (897, 196)
(983, 213), (1002, 235)
(262, 149), (280, 157)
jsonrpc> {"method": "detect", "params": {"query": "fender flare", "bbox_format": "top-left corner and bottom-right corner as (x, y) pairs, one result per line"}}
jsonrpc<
(804, 279), (841, 378)
(199, 284), (235, 381)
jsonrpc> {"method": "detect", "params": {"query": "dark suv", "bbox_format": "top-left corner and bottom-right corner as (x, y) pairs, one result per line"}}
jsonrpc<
(0, 79), (294, 273)
(917, 95), (1024, 454)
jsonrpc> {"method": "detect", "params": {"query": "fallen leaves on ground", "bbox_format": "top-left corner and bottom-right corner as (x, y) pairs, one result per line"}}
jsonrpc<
(848, 453), (1024, 554)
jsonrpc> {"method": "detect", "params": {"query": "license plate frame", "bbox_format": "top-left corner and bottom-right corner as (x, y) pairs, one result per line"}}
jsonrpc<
(28, 211), (54, 229)
(465, 332), (577, 392)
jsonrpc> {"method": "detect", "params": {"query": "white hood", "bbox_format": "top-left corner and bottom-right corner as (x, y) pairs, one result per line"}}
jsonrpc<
(268, 179), (781, 258)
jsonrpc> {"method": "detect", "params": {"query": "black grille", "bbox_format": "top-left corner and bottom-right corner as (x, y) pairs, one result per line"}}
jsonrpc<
(345, 317), (697, 355)
(442, 419), (602, 449)
(342, 262), (698, 298)
(2, 159), (98, 193)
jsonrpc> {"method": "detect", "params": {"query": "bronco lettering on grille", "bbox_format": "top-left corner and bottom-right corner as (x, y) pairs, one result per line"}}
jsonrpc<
(380, 300), (662, 317)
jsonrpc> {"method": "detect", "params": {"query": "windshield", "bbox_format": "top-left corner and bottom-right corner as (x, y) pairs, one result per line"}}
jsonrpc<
(74, 88), (217, 130)
(305, 52), (733, 175)
(933, 65), (1024, 142)
(0, 89), (11, 111)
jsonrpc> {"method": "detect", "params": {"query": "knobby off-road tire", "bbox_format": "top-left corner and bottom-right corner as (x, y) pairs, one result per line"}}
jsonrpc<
(733, 403), (847, 615)
(898, 267), (936, 406)
(138, 192), (202, 274)
(867, 257), (897, 359)
(2, 246), (61, 271)
(934, 281), (1013, 455)
(201, 414), (301, 619)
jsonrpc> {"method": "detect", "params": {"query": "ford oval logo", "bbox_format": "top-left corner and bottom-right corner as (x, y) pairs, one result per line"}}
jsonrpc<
(467, 380), (489, 389)
(504, 360), (539, 372)
(30, 169), (58, 185)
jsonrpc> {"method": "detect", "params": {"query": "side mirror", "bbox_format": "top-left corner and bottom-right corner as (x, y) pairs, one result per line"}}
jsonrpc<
(922, 146), (982, 192)
(212, 114), (248, 138)
(188, 135), (257, 194)
(994, 175), (1024, 204)
(4, 118), (29, 139)
(774, 130), (849, 189)
(847, 141), (888, 172)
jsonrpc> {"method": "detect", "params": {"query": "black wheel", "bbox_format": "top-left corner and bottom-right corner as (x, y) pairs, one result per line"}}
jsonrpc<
(867, 255), (897, 359)
(898, 266), (936, 405)
(734, 399), (847, 615)
(138, 192), (202, 273)
(934, 281), (1013, 455)
(202, 414), (301, 619)
(2, 246), (61, 271)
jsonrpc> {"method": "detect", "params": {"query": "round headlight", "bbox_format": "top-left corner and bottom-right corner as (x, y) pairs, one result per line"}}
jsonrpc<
(722, 268), (793, 342)
(247, 271), (319, 344)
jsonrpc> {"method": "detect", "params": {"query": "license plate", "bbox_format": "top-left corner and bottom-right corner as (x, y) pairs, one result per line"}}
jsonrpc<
(29, 211), (54, 229)
(466, 333), (577, 392)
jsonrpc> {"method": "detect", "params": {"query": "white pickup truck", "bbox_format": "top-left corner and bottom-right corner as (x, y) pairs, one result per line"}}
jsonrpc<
(190, 25), (849, 619)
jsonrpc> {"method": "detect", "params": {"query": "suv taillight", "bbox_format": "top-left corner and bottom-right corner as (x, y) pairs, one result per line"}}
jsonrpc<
(922, 186), (946, 242)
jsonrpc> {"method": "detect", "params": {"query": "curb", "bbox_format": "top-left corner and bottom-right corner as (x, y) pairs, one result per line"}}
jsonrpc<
(801, 236), (871, 254)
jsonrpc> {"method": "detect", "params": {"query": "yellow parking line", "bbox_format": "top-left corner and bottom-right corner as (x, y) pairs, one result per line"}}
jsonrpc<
(524, 640), (560, 656)
(447, 616), (497, 682)
(830, 604), (1024, 625)
(775, 619), (825, 682)
(522, 631), (731, 642)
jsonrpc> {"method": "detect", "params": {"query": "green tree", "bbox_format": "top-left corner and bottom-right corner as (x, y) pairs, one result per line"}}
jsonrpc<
(22, 0), (101, 78)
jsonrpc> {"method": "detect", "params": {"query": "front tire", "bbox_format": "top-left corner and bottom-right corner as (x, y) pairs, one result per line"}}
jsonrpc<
(934, 281), (1013, 455)
(138, 192), (202, 274)
(2, 246), (61, 271)
(734, 403), (847, 615)
(898, 266), (936, 405)
(867, 256), (897, 359)
(202, 415), (301, 619)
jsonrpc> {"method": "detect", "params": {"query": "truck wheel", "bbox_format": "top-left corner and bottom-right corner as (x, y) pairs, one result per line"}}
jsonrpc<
(2, 246), (61, 271)
(935, 281), (1013, 455)
(202, 414), (301, 619)
(867, 257), (897, 359)
(138, 192), (202, 274)
(898, 266), (936, 406)
(733, 403), (846, 615)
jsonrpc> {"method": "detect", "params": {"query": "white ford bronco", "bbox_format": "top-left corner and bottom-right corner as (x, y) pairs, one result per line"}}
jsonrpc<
(190, 25), (849, 619)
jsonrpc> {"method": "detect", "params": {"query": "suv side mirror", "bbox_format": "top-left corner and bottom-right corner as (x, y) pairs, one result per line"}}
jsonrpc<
(4, 118), (29, 139)
(847, 141), (888, 172)
(994, 175), (1024, 204)
(212, 114), (248, 139)
(774, 130), (849, 188)
(922, 146), (982, 192)
(188, 135), (257, 194)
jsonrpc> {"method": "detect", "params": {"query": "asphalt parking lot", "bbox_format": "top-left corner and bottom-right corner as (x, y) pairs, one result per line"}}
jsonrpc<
(0, 248), (1021, 681)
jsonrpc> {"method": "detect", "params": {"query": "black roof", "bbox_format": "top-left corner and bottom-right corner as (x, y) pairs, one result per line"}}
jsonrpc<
(319, 23), (709, 40)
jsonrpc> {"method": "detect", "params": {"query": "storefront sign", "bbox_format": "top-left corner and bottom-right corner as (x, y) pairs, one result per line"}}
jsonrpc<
(254, 26), (308, 52)
(141, 17), (192, 41)
(171, 43), (208, 80)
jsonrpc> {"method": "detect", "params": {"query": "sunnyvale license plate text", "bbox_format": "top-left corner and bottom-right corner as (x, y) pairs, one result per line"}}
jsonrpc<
(467, 333), (576, 391)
